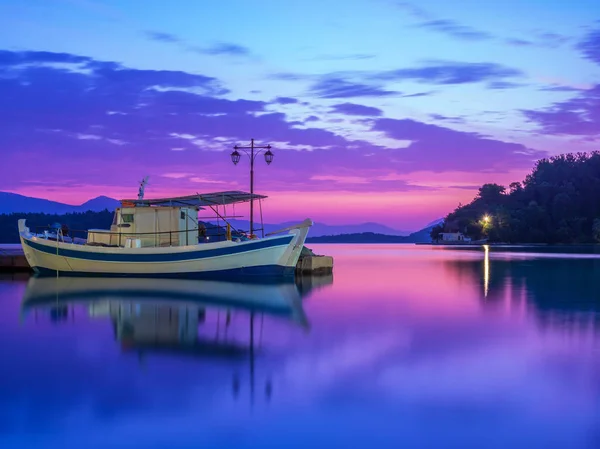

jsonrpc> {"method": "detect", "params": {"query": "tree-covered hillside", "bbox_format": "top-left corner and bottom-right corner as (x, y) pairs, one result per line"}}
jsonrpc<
(431, 152), (600, 244)
(0, 210), (114, 243)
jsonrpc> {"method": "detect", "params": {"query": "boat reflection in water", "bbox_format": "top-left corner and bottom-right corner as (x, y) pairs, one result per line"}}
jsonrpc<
(20, 274), (332, 403)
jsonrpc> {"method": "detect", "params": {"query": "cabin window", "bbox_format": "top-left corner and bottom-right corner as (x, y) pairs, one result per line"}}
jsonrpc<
(122, 214), (134, 223)
(180, 211), (185, 220)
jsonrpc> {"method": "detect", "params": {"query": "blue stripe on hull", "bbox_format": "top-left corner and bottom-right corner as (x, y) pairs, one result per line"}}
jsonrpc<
(23, 234), (294, 263)
(33, 265), (296, 279)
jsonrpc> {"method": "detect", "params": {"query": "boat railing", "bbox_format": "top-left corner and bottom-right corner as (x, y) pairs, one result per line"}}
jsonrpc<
(30, 225), (236, 248)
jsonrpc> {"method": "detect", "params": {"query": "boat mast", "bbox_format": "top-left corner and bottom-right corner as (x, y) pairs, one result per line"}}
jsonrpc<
(137, 176), (149, 200)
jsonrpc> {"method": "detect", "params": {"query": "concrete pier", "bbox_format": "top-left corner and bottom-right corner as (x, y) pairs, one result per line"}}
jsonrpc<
(0, 245), (29, 271)
(295, 246), (334, 275)
(0, 245), (335, 275)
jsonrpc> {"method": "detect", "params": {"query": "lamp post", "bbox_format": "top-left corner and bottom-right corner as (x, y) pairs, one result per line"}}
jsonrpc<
(230, 138), (273, 237)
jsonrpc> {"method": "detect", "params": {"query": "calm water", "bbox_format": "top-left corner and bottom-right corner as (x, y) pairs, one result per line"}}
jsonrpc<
(2, 244), (600, 448)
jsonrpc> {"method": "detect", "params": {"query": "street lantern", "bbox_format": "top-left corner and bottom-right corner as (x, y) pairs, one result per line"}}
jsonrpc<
(264, 149), (274, 165)
(229, 139), (273, 237)
(230, 149), (241, 165)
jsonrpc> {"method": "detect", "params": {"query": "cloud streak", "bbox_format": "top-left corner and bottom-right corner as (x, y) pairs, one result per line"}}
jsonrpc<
(305, 54), (375, 61)
(395, 2), (433, 20)
(309, 77), (398, 99)
(522, 84), (600, 137)
(273, 97), (299, 105)
(376, 61), (524, 85)
(396, 2), (571, 49)
(417, 19), (493, 41)
(144, 31), (180, 43)
(505, 38), (534, 47)
(331, 103), (383, 116)
(193, 42), (251, 57)
(279, 60), (523, 101)
(577, 27), (600, 66)
(142, 30), (251, 58)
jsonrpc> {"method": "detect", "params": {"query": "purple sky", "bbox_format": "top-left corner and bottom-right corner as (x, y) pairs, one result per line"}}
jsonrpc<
(0, 0), (599, 230)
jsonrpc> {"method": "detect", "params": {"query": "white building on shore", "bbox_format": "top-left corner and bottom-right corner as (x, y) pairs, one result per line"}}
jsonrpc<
(437, 232), (471, 243)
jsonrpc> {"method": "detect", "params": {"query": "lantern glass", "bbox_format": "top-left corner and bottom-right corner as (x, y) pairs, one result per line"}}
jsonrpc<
(231, 150), (241, 165)
(264, 149), (274, 165)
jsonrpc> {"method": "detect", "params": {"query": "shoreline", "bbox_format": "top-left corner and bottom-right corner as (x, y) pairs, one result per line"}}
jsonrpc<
(308, 241), (600, 248)
(417, 242), (600, 247)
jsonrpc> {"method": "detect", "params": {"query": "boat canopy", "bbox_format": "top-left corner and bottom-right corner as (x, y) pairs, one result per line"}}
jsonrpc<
(120, 190), (267, 209)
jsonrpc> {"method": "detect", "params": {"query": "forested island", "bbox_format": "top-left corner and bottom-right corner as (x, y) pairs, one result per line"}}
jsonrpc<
(431, 152), (600, 244)
(305, 226), (432, 243)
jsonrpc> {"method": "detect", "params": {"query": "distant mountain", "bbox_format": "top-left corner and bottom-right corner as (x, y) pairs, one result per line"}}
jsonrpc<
(0, 192), (120, 214)
(424, 217), (444, 228)
(217, 219), (411, 237)
(79, 196), (120, 212)
(406, 223), (437, 243)
(305, 223), (436, 244)
(306, 232), (409, 243)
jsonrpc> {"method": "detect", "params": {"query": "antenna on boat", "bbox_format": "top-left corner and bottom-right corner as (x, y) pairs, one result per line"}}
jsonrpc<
(138, 176), (149, 200)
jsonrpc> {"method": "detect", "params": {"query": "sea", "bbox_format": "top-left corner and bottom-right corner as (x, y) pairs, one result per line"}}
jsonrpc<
(1, 244), (600, 449)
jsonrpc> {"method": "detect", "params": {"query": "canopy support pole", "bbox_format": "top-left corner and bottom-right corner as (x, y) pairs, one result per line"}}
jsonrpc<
(259, 198), (264, 238)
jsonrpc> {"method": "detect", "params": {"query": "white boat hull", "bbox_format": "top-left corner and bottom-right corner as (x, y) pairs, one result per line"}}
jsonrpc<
(18, 219), (312, 278)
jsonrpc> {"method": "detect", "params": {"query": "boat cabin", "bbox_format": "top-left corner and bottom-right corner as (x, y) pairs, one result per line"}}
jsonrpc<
(86, 191), (265, 248)
(88, 206), (199, 247)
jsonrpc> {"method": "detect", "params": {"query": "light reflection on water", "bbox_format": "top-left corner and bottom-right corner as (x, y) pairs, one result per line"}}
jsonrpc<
(2, 244), (600, 449)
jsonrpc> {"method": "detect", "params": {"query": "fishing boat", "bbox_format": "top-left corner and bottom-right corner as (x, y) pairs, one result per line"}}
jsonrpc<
(18, 187), (312, 278)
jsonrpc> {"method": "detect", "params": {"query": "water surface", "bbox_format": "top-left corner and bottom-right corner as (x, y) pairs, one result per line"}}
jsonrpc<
(2, 244), (600, 448)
